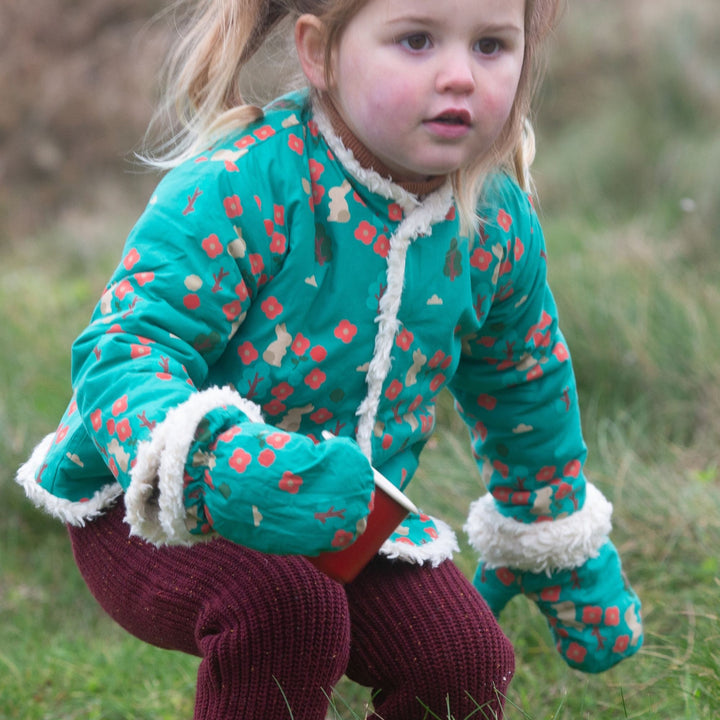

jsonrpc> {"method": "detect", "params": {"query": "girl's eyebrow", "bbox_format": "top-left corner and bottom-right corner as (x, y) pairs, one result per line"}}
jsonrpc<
(384, 15), (524, 36)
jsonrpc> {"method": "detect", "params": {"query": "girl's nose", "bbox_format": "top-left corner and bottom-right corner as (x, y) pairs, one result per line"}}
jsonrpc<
(436, 49), (476, 94)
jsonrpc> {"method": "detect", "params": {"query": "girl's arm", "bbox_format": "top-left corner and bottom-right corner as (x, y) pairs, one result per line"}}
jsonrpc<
(450, 177), (643, 672)
(67, 153), (373, 556)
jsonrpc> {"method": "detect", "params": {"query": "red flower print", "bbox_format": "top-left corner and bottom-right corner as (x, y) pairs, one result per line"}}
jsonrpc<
(540, 585), (561, 602)
(115, 280), (133, 300)
(396, 328), (414, 351)
(249, 253), (265, 274)
(108, 458), (119, 479)
(134, 271), (154, 286)
(311, 181), (325, 206)
(270, 232), (286, 253)
(373, 235), (390, 258)
(331, 529), (355, 548)
(565, 642), (587, 665)
(310, 408), (333, 424)
(223, 299), (242, 321)
(218, 426), (242, 443)
(385, 379), (403, 400)
(266, 432), (291, 449)
(116, 418), (132, 442)
(223, 196), (243, 219)
(563, 459), (582, 478)
(514, 237), (525, 261)
(310, 345), (327, 362)
(477, 393), (497, 410)
(112, 395), (128, 416)
(553, 342), (570, 362)
(420, 414), (434, 433)
(429, 374), (445, 392)
(525, 365), (543, 380)
(90, 409), (102, 431)
(497, 209), (512, 232)
(536, 466), (556, 483)
(271, 382), (294, 400)
(492, 485), (512, 503)
(55, 424), (69, 444)
(305, 368), (326, 390)
(258, 448), (276, 467)
(236, 280), (249, 302)
(492, 460), (509, 478)
(292, 333), (310, 355)
(612, 635), (630, 653)
(470, 247), (493, 271)
(381, 434), (393, 450)
(388, 203), (403, 221)
(238, 341), (258, 365)
(229, 448), (252, 473)
(261, 296), (283, 320)
(263, 398), (286, 416)
(184, 294), (201, 310)
(288, 133), (304, 154)
(605, 606), (620, 627)
(428, 350), (445, 369)
(279, 471), (303, 494)
(334, 319), (357, 344)
(309, 159), (324, 181)
(123, 248), (140, 270)
(582, 606), (603, 625)
(308, 119), (319, 137)
(354, 220), (377, 245)
(130, 344), (151, 359)
(254, 125), (275, 141)
(495, 567), (515, 586)
(408, 394), (423, 412)
(263, 219), (274, 236)
(273, 204), (285, 225)
(511, 490), (531, 506)
(201, 234), (223, 258)
(234, 136), (255, 149)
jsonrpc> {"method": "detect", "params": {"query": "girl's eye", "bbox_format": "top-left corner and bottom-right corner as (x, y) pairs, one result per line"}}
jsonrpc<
(400, 33), (431, 52)
(475, 38), (502, 55)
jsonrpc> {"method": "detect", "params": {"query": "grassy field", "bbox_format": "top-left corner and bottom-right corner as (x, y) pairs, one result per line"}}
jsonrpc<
(2, 1), (720, 718)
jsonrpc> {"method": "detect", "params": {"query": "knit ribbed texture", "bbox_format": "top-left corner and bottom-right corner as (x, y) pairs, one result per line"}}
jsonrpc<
(345, 556), (515, 720)
(69, 503), (514, 719)
(68, 502), (349, 720)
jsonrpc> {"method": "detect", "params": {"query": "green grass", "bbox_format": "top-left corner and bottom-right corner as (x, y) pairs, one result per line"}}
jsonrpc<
(2, 1), (720, 718)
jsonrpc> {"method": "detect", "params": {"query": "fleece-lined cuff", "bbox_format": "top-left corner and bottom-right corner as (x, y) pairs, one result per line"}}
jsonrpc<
(464, 482), (613, 573)
(124, 385), (264, 545)
(16, 433), (123, 525)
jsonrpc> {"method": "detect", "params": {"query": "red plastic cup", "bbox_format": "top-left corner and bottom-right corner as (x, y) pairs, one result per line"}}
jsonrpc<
(307, 468), (419, 584)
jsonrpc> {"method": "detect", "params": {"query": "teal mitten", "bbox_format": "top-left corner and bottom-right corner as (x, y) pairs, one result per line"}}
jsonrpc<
(474, 540), (643, 673)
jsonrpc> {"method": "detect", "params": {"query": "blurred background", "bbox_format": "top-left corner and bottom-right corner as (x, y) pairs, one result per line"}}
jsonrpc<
(1, 0), (719, 718)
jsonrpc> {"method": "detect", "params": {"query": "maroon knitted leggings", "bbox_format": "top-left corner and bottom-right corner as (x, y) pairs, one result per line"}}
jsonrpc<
(68, 501), (514, 719)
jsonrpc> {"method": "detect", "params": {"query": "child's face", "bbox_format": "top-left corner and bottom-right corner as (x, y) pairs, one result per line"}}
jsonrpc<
(329, 0), (525, 181)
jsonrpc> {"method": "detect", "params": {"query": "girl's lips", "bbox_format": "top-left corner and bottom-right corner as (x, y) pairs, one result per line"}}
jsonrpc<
(424, 110), (473, 139)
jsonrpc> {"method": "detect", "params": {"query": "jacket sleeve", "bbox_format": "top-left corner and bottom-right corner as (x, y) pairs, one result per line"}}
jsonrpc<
(70, 150), (374, 556)
(449, 176), (643, 672)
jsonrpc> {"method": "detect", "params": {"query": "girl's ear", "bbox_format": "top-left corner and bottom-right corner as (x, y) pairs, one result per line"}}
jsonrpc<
(295, 14), (329, 91)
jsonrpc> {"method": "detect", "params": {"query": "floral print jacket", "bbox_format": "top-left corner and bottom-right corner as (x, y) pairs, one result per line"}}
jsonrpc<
(17, 90), (642, 673)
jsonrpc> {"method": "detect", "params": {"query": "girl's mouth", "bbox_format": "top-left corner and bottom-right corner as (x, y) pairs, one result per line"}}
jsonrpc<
(424, 110), (473, 138)
(430, 109), (472, 126)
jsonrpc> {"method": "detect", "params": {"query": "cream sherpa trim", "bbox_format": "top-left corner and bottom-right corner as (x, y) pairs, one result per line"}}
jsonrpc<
(15, 433), (123, 526)
(464, 482), (613, 574)
(124, 385), (264, 545)
(314, 108), (456, 463)
(379, 516), (459, 566)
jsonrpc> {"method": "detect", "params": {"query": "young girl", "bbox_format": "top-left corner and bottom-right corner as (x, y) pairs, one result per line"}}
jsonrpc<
(17, 0), (643, 717)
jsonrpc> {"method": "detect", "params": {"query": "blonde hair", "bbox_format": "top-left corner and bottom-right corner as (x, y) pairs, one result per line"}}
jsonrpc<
(144, 0), (561, 231)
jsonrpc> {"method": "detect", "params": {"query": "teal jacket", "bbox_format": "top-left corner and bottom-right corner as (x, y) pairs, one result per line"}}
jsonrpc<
(17, 91), (642, 672)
